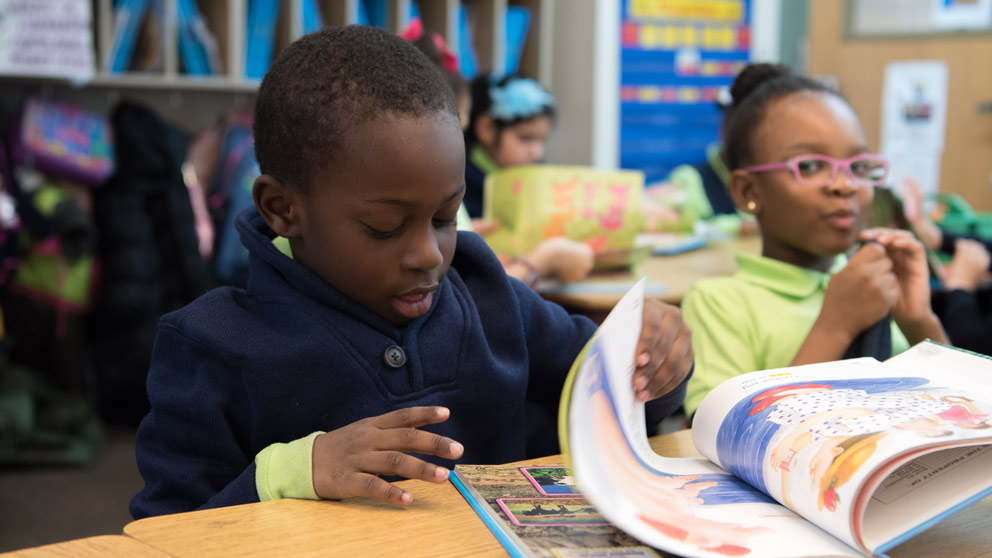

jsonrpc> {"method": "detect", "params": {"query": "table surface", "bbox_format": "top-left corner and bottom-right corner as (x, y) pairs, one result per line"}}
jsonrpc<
(0, 535), (172, 558)
(122, 429), (992, 558)
(540, 235), (762, 310)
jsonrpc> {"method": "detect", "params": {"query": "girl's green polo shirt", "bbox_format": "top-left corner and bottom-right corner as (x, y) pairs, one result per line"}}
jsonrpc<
(681, 252), (909, 416)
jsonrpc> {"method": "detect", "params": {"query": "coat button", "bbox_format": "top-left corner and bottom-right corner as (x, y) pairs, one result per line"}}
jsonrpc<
(384, 345), (407, 368)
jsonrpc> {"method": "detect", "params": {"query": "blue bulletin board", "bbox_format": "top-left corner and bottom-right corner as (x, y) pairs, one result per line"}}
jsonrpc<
(620, 0), (751, 185)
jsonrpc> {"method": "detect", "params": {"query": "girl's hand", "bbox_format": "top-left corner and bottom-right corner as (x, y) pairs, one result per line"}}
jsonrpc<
(311, 406), (464, 506)
(819, 241), (899, 341)
(858, 228), (949, 344)
(858, 229), (932, 323)
(632, 299), (693, 402)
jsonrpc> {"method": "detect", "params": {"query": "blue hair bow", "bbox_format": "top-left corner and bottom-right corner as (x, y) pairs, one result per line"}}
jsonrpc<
(488, 77), (555, 121)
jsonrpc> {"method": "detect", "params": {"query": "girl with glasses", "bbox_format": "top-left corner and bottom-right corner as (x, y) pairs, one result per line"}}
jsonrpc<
(680, 64), (948, 418)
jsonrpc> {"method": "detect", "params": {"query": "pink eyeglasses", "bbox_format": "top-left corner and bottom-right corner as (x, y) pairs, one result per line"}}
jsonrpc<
(742, 154), (889, 188)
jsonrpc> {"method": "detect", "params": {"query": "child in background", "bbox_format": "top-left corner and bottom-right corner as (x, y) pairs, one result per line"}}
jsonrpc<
(130, 26), (694, 519)
(399, 19), (470, 129)
(681, 63), (948, 417)
(464, 73), (595, 285)
(464, 73), (553, 218)
(896, 176), (992, 354)
(400, 30), (590, 287)
(899, 176), (992, 261)
(931, 238), (992, 353)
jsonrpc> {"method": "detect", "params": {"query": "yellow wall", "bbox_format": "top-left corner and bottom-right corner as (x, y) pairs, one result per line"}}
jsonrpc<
(808, 0), (992, 211)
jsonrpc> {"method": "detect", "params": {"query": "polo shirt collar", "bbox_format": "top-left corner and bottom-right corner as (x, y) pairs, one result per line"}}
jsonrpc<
(706, 143), (730, 185)
(470, 145), (501, 176)
(734, 251), (848, 298)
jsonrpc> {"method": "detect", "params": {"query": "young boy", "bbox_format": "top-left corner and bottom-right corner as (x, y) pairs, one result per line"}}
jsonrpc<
(130, 25), (693, 519)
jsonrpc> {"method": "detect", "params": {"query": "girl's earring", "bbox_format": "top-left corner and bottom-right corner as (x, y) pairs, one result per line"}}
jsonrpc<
(746, 200), (757, 213)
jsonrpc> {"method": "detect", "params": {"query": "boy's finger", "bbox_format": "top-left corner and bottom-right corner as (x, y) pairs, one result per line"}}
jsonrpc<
(350, 472), (414, 506)
(377, 428), (464, 460)
(656, 340), (694, 397)
(634, 323), (676, 391)
(638, 330), (693, 401)
(635, 303), (684, 391)
(635, 301), (664, 358)
(636, 302), (679, 359)
(371, 406), (451, 429)
(360, 451), (451, 484)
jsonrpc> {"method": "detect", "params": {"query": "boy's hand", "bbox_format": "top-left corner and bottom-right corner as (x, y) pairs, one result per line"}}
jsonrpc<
(632, 299), (693, 402)
(311, 406), (464, 506)
(819, 241), (898, 340)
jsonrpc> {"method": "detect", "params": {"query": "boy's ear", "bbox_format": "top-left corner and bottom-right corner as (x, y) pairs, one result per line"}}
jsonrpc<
(728, 169), (761, 216)
(253, 174), (303, 238)
(475, 114), (498, 147)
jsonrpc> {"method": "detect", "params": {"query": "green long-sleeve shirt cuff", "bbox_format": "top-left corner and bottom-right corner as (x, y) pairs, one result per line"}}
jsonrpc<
(255, 431), (324, 501)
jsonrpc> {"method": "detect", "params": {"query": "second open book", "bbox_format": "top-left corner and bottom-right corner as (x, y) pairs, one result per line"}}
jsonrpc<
(560, 280), (992, 558)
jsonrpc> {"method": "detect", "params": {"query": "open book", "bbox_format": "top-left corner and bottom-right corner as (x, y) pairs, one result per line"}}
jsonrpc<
(450, 463), (664, 557)
(559, 281), (992, 558)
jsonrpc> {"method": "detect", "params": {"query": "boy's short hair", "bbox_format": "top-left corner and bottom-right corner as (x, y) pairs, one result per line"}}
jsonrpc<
(253, 25), (459, 192)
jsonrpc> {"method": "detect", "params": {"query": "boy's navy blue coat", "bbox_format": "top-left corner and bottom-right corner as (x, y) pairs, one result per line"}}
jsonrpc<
(131, 209), (687, 519)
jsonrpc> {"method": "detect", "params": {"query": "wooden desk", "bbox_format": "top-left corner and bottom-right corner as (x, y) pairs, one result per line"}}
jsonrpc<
(0, 535), (171, 558)
(122, 432), (698, 557)
(541, 235), (762, 310)
(122, 428), (991, 557)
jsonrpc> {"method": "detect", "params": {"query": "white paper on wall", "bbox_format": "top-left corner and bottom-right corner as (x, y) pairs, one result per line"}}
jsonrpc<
(881, 150), (943, 200)
(932, 0), (992, 31)
(0, 0), (95, 81)
(880, 60), (948, 195)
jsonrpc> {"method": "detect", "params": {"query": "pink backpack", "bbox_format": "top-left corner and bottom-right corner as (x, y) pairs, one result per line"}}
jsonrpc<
(11, 98), (114, 188)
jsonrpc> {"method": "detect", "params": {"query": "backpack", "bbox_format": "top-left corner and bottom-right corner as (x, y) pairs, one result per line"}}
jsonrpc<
(88, 101), (212, 424)
(1, 100), (102, 398)
(10, 97), (114, 188)
(0, 100), (105, 466)
(208, 109), (259, 287)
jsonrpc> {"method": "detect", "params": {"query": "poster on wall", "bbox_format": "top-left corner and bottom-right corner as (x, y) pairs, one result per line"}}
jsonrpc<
(619, 0), (751, 185)
(931, 0), (992, 31)
(849, 0), (992, 36)
(879, 60), (949, 199)
(0, 0), (95, 81)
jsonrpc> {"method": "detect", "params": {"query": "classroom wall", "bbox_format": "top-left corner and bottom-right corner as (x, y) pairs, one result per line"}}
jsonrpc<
(544, 0), (619, 169)
(545, 0), (795, 171)
(750, 0), (783, 63)
(807, 0), (992, 212)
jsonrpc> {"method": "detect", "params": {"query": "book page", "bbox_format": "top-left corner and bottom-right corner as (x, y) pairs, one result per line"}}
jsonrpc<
(560, 282), (862, 558)
(859, 443), (992, 553)
(690, 343), (992, 553)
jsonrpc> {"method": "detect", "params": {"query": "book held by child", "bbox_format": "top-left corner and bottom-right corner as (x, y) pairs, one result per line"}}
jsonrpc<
(454, 281), (992, 558)
(482, 165), (645, 265)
